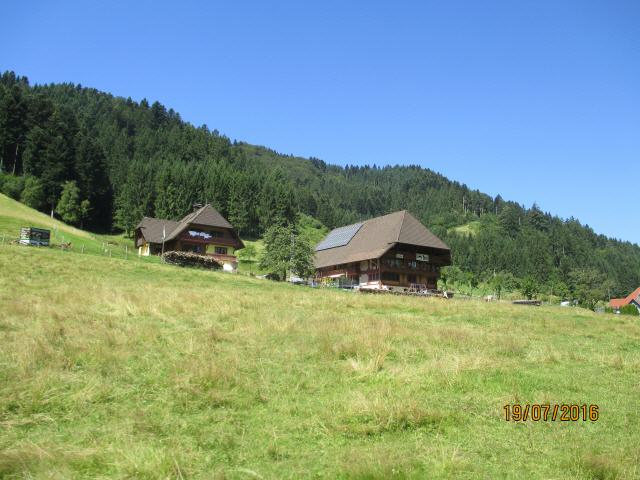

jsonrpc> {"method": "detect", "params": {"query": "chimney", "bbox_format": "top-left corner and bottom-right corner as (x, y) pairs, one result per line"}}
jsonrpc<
(192, 203), (203, 212)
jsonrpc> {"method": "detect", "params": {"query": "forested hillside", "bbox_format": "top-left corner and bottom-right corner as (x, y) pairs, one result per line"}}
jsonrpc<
(1, 70), (639, 297)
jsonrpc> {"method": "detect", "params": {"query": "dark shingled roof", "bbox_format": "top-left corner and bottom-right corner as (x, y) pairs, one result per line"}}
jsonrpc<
(314, 210), (450, 269)
(136, 204), (238, 244)
(136, 217), (179, 244)
(177, 204), (233, 231)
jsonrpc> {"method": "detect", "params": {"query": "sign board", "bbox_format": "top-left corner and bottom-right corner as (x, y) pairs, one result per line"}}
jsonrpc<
(416, 253), (430, 262)
(20, 227), (51, 247)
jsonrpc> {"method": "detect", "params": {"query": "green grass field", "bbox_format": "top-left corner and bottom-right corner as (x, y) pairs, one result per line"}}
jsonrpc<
(1, 200), (640, 479)
(0, 193), (135, 259)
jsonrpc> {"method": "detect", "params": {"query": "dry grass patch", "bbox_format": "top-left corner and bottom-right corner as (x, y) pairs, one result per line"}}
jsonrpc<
(577, 452), (623, 480)
(317, 318), (395, 369)
(335, 390), (450, 437)
(0, 444), (100, 478)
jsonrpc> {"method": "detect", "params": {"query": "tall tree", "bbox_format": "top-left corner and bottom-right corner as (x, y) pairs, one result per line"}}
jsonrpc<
(56, 180), (81, 225)
(114, 161), (154, 235)
(259, 224), (313, 280)
(0, 83), (27, 174)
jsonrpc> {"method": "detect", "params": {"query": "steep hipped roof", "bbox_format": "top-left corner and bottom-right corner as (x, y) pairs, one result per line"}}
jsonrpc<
(610, 287), (640, 309)
(314, 210), (450, 269)
(136, 204), (240, 246)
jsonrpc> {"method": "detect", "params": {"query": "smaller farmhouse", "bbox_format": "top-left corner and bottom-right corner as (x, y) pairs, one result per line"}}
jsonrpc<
(609, 287), (640, 313)
(135, 204), (244, 271)
(314, 210), (451, 292)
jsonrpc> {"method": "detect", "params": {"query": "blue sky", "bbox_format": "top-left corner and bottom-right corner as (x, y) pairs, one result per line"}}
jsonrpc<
(2, 1), (639, 243)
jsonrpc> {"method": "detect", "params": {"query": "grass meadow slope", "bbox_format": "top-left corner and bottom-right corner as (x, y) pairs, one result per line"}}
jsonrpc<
(1, 202), (640, 478)
(0, 193), (133, 258)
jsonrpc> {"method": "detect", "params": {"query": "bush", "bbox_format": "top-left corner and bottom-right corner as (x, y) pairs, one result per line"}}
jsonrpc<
(0, 173), (25, 200)
(620, 305), (639, 316)
(520, 276), (540, 300)
(162, 251), (222, 269)
(20, 176), (46, 209)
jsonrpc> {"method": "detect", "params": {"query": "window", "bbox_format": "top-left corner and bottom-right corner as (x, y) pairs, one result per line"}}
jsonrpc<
(382, 258), (403, 268)
(381, 272), (400, 282)
(214, 246), (228, 255)
(184, 244), (203, 254)
(210, 230), (223, 238)
(408, 274), (417, 284)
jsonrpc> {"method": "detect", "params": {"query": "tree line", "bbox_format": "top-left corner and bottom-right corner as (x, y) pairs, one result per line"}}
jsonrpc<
(1, 70), (639, 300)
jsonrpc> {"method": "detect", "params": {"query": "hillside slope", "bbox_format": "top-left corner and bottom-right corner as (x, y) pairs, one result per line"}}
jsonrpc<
(1, 243), (639, 478)
(1, 71), (640, 296)
(0, 193), (132, 257)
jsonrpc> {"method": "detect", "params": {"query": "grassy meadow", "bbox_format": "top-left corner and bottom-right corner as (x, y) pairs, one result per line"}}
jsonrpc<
(0, 194), (134, 259)
(1, 241), (640, 479)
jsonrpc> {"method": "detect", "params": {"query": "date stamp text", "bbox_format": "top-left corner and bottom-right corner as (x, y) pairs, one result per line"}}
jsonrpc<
(503, 404), (599, 422)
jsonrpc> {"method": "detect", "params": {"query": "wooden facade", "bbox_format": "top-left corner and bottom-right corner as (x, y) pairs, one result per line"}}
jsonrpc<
(316, 245), (449, 291)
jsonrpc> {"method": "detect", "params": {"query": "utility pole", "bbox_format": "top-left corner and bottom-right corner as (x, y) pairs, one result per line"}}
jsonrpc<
(161, 226), (166, 262)
(289, 232), (295, 281)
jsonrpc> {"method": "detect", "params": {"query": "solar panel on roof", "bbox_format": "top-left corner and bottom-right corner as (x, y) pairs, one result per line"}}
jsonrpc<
(315, 222), (363, 251)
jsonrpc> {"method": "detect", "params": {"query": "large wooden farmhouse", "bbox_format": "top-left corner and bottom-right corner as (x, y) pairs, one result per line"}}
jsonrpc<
(135, 204), (244, 271)
(314, 210), (451, 291)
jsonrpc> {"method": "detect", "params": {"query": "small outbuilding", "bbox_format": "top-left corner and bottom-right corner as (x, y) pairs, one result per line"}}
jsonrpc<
(610, 287), (640, 313)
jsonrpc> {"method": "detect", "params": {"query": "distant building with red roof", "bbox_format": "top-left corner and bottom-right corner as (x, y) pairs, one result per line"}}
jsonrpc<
(609, 287), (640, 312)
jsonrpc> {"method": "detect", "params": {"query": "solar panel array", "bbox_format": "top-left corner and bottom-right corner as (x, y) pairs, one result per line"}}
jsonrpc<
(315, 222), (363, 251)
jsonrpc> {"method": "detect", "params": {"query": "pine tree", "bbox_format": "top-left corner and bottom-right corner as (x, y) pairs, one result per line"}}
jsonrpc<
(227, 176), (250, 236)
(0, 83), (27, 174)
(114, 161), (154, 235)
(74, 130), (111, 228)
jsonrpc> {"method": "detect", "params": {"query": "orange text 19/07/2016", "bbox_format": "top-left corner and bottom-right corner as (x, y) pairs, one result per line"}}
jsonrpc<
(503, 404), (599, 422)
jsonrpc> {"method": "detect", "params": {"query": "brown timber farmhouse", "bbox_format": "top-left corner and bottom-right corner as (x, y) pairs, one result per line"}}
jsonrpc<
(135, 204), (244, 271)
(314, 210), (451, 291)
